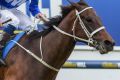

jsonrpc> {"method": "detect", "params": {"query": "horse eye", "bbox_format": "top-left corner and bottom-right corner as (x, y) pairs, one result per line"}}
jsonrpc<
(86, 17), (92, 22)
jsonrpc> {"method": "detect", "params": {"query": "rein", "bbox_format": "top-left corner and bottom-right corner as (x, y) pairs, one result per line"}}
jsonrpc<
(11, 40), (59, 72)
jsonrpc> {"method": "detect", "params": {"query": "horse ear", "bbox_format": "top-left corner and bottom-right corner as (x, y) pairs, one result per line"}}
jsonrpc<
(67, 0), (81, 10)
(80, 0), (85, 3)
(79, 0), (88, 6)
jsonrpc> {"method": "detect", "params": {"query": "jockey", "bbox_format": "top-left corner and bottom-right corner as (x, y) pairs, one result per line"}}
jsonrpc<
(0, 0), (48, 50)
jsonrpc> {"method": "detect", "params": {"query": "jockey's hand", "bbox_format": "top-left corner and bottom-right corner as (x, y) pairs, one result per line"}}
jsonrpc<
(36, 13), (49, 22)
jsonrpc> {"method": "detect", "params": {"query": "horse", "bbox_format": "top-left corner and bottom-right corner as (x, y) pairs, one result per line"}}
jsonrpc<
(0, 0), (115, 80)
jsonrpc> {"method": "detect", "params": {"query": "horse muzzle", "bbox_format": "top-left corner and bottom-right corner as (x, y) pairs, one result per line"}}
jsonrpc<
(95, 40), (115, 54)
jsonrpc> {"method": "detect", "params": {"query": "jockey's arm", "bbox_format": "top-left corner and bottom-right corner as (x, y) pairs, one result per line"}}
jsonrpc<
(29, 0), (49, 22)
(29, 0), (40, 17)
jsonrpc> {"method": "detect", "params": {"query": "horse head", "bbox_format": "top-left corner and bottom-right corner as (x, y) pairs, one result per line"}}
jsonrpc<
(64, 0), (115, 54)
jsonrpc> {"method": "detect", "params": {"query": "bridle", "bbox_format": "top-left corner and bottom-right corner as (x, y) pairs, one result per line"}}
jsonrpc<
(74, 7), (105, 45)
(53, 7), (105, 46)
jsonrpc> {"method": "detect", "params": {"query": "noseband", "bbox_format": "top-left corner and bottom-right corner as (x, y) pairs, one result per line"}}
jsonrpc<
(53, 7), (105, 45)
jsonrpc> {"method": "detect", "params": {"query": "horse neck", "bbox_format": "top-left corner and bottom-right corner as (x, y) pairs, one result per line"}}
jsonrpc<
(41, 10), (77, 69)
(55, 10), (77, 51)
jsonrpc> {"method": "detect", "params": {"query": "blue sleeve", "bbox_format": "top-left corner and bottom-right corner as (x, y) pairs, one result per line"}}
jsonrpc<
(29, 0), (41, 16)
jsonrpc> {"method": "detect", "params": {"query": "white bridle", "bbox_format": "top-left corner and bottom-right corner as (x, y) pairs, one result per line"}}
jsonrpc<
(53, 7), (105, 45)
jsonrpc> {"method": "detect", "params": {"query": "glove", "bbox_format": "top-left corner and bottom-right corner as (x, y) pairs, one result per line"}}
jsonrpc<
(36, 13), (49, 22)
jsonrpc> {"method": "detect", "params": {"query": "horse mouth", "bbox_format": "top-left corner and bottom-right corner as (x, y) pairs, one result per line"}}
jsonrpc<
(96, 41), (114, 54)
(98, 45), (109, 54)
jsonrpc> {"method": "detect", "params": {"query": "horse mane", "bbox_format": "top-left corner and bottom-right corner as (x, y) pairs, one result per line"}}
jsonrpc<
(44, 0), (88, 26)
(28, 0), (87, 40)
(61, 0), (88, 18)
(28, 16), (63, 40)
(44, 15), (63, 27)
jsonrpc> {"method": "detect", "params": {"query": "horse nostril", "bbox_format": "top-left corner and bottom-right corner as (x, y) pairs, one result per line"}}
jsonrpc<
(112, 42), (115, 46)
(104, 40), (115, 46)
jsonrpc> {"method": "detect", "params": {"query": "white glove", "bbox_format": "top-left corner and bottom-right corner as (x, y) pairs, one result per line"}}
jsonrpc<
(36, 13), (49, 22)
